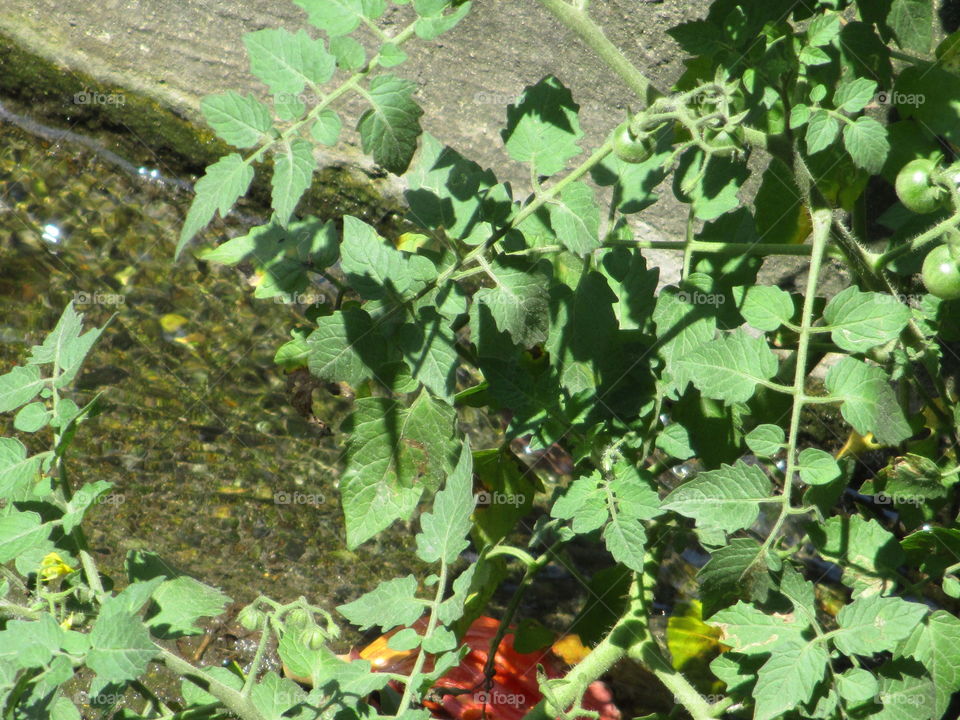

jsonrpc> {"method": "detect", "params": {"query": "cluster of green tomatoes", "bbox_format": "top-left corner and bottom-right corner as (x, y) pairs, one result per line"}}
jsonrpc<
(895, 157), (960, 300)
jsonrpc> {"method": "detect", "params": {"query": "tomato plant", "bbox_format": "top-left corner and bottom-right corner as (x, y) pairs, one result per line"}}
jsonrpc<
(4, 2), (960, 720)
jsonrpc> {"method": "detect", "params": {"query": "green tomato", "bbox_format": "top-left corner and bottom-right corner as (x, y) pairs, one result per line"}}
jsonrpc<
(612, 122), (654, 164)
(921, 243), (960, 300)
(300, 625), (327, 651)
(896, 158), (946, 214)
(237, 606), (265, 631)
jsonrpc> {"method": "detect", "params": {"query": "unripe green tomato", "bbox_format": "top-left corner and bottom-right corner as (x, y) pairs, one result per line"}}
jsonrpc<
(237, 606), (265, 631)
(300, 625), (327, 651)
(896, 158), (947, 214)
(285, 608), (311, 631)
(612, 122), (655, 164)
(921, 243), (960, 300)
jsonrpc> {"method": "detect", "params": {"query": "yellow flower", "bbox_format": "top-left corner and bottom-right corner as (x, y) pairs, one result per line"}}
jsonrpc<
(60, 613), (76, 630)
(39, 552), (75, 582)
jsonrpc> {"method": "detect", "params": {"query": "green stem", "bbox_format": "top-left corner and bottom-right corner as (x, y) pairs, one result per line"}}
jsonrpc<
(156, 646), (267, 720)
(757, 207), (833, 560)
(396, 560), (449, 715)
(241, 615), (272, 695)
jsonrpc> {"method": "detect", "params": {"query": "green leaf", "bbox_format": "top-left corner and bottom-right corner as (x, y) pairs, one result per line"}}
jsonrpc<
(0, 438), (44, 497)
(806, 111), (840, 154)
(673, 150), (748, 220)
(340, 216), (433, 303)
(181, 666), (243, 705)
(243, 28), (335, 95)
(837, 668), (879, 704)
(824, 357), (911, 444)
(797, 448), (841, 486)
(834, 595), (927, 655)
(311, 109), (343, 146)
(87, 602), (156, 684)
(415, 2), (472, 40)
(662, 461), (772, 535)
(416, 443), (474, 564)
(799, 45), (831, 66)
(146, 577), (231, 637)
(673, 330), (779, 404)
(340, 392), (458, 547)
(28, 302), (105, 387)
(379, 42), (408, 67)
(697, 538), (775, 618)
(547, 181), (600, 255)
(272, 139), (317, 227)
(834, 78), (878, 114)
(474, 258), (551, 347)
(251, 671), (307, 719)
(357, 74), (423, 175)
(875, 659), (937, 720)
(807, 12), (841, 46)
(888, 0), (933, 53)
(900, 610), (960, 717)
(0, 615), (63, 669)
(753, 642), (828, 720)
(398, 309), (459, 401)
(844, 116), (889, 174)
(0, 511), (49, 562)
(745, 424), (785, 457)
(177, 154), (255, 259)
(823, 286), (910, 352)
(656, 423), (695, 460)
(330, 36), (366, 70)
(294, 0), (387, 36)
(652, 285), (717, 389)
(62, 480), (113, 533)
(809, 515), (904, 597)
(709, 601), (806, 654)
(337, 575), (423, 631)
(306, 308), (390, 387)
(13, 401), (49, 433)
(501, 75), (583, 177)
(551, 473), (607, 534)
(0, 365), (44, 413)
(201, 91), (272, 148)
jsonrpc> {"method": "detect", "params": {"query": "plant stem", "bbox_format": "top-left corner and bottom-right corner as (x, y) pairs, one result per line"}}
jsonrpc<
(241, 615), (272, 695)
(396, 560), (449, 715)
(156, 645), (267, 720)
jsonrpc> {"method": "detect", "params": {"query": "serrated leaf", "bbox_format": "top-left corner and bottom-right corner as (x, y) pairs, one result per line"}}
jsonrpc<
(790, 103), (811, 129)
(806, 110), (839, 154)
(340, 216), (433, 303)
(177, 154), (255, 259)
(294, 0), (387, 36)
(337, 575), (423, 631)
(201, 92), (272, 148)
(662, 461), (772, 535)
(244, 28), (335, 96)
(0, 511), (49, 562)
(13, 401), (49, 433)
(312, 109), (343, 146)
(379, 42), (408, 67)
(414, 2), (472, 39)
(673, 330), (778, 404)
(800, 45), (831, 65)
(837, 668), (879, 704)
(146, 577), (231, 637)
(87, 605), (156, 684)
(823, 287), (910, 353)
(0, 365), (44, 413)
(272, 139), (317, 227)
(797, 448), (841, 486)
(416, 443), (474, 564)
(306, 307), (390, 386)
(251, 671), (307, 718)
(398, 309), (458, 401)
(501, 75), (583, 177)
(900, 610), (960, 717)
(181, 666), (243, 706)
(824, 357), (911, 444)
(673, 150), (748, 220)
(745, 424), (785, 457)
(844, 116), (889, 174)
(733, 285), (794, 332)
(547, 181), (600, 255)
(652, 286), (717, 390)
(62, 480), (113, 533)
(809, 515), (904, 597)
(698, 538), (774, 618)
(656, 423), (695, 460)
(28, 302), (105, 387)
(753, 642), (828, 720)
(551, 472), (608, 534)
(474, 259), (551, 347)
(834, 77), (878, 113)
(834, 595), (927, 655)
(709, 601), (806, 654)
(888, 0), (933, 54)
(807, 13), (841, 46)
(0, 438), (44, 497)
(340, 392), (458, 547)
(330, 35), (366, 70)
(357, 74), (423, 175)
